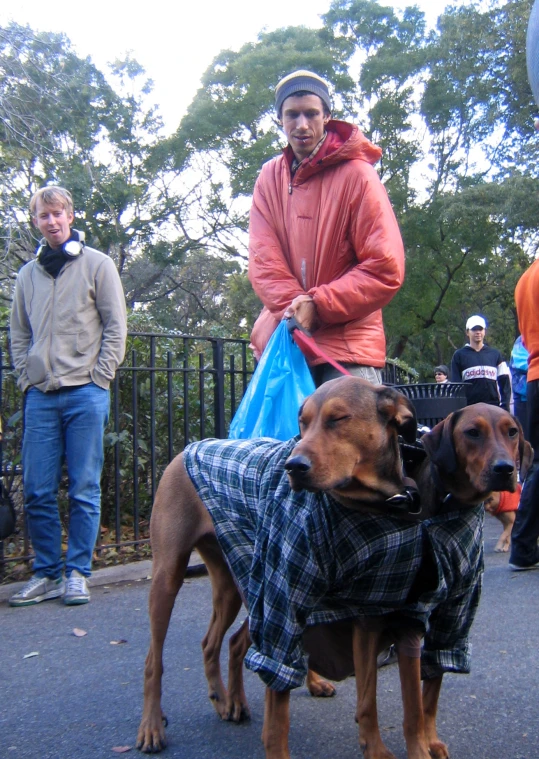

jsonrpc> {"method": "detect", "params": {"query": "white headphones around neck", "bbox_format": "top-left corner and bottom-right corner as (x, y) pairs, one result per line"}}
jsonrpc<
(36, 229), (85, 259)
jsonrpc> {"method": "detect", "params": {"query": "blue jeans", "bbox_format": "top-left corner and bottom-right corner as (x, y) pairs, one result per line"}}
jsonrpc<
(22, 384), (110, 579)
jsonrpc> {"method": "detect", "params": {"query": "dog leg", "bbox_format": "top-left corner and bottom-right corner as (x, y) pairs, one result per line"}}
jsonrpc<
(422, 676), (449, 759)
(137, 454), (227, 753)
(395, 652), (430, 759)
(306, 668), (337, 697)
(352, 621), (397, 759)
(200, 540), (246, 720)
(226, 618), (251, 722)
(137, 553), (190, 753)
(262, 687), (291, 759)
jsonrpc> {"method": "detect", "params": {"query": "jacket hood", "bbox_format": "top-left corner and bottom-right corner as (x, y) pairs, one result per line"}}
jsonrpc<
(283, 119), (382, 180)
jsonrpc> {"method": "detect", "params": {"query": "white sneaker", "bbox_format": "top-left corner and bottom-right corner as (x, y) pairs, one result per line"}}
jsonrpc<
(63, 570), (90, 605)
(9, 575), (65, 607)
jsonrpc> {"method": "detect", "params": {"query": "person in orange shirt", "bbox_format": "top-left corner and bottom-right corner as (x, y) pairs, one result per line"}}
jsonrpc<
(509, 259), (539, 570)
(484, 484), (522, 553)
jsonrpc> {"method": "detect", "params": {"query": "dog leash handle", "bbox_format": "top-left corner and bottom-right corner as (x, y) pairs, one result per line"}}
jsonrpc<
(286, 317), (351, 377)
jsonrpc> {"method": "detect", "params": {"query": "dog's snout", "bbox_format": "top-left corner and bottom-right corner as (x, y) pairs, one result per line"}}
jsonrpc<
(492, 460), (515, 475)
(285, 455), (312, 474)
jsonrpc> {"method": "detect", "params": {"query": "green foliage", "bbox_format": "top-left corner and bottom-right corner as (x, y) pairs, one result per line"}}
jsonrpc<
(170, 25), (355, 195)
(0, 22), (248, 342)
(3, 1), (539, 381)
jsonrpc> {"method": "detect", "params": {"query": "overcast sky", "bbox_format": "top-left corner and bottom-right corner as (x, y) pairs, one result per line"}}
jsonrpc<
(1, 0), (451, 133)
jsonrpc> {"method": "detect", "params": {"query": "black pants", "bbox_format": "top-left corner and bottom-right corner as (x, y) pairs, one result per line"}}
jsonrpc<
(510, 379), (539, 565)
(514, 397), (529, 440)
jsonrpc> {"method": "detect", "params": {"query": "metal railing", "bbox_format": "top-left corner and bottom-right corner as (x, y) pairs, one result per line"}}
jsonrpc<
(0, 330), (256, 579)
(0, 327), (414, 580)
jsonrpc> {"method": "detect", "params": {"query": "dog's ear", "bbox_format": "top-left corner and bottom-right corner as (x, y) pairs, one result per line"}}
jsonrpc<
(514, 417), (534, 480)
(421, 410), (461, 474)
(377, 388), (417, 443)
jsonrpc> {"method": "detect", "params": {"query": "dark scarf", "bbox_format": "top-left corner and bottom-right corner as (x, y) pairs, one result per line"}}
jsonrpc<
(39, 246), (71, 279)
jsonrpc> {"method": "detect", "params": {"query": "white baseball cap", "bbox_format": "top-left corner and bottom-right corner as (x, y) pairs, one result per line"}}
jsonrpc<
(466, 315), (486, 330)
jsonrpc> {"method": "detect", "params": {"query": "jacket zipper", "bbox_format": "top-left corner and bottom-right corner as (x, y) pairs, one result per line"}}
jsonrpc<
(48, 275), (58, 390)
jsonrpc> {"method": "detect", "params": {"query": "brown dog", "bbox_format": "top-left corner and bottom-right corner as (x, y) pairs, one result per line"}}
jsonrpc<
(136, 380), (532, 759)
(301, 401), (532, 759)
(136, 378), (421, 757)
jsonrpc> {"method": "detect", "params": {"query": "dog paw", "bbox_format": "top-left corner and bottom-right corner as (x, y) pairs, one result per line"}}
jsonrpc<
(428, 739), (449, 758)
(359, 737), (398, 759)
(226, 701), (251, 722)
(306, 671), (337, 697)
(310, 680), (337, 697)
(209, 691), (230, 720)
(135, 725), (167, 753)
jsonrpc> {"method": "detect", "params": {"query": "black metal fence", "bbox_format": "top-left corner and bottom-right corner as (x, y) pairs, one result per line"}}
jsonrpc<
(0, 328), (413, 580)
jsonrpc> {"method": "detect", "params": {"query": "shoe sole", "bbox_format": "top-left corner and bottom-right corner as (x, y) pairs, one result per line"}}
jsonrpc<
(508, 563), (539, 571)
(9, 588), (64, 607)
(63, 596), (90, 605)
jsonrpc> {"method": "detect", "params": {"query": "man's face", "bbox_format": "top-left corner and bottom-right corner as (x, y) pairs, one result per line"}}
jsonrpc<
(33, 197), (74, 249)
(467, 326), (485, 349)
(280, 94), (330, 162)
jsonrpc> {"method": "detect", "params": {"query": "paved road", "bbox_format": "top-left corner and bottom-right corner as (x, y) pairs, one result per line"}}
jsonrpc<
(1, 518), (538, 759)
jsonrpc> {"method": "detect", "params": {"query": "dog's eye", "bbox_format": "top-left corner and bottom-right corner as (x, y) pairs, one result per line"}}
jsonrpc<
(507, 427), (518, 438)
(326, 415), (351, 428)
(464, 428), (480, 439)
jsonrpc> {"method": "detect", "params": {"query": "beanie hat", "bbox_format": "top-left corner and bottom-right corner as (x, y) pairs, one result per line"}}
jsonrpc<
(275, 70), (332, 116)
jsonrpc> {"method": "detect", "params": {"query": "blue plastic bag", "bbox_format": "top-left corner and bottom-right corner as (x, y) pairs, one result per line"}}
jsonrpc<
(229, 320), (316, 440)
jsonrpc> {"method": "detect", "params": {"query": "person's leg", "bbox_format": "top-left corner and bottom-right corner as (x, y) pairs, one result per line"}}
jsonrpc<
(509, 379), (539, 569)
(22, 388), (65, 578)
(311, 363), (382, 388)
(62, 383), (110, 579)
(10, 389), (66, 606)
(514, 397), (528, 440)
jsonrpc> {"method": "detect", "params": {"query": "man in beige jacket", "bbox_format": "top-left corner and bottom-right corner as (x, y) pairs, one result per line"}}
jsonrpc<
(9, 186), (127, 607)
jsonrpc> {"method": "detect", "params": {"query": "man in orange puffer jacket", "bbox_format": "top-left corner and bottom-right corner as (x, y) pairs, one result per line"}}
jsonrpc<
(248, 70), (405, 387)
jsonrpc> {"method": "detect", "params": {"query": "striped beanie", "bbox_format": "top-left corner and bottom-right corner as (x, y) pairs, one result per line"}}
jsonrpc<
(275, 70), (332, 116)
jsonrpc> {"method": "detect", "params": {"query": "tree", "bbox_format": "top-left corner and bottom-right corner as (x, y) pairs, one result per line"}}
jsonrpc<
(0, 22), (250, 338)
(167, 0), (539, 375)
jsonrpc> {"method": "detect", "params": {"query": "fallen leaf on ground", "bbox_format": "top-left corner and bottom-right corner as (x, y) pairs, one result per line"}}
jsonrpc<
(23, 652), (39, 659)
(110, 639), (128, 645)
(72, 628), (87, 637)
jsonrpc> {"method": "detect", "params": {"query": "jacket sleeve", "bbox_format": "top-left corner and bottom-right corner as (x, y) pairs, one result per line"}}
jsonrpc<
(496, 357), (511, 411)
(9, 272), (32, 392)
(308, 168), (404, 326)
(450, 353), (462, 382)
(248, 176), (305, 318)
(91, 257), (127, 387)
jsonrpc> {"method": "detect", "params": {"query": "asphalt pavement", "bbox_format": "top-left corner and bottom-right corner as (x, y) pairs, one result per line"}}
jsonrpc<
(1, 517), (538, 759)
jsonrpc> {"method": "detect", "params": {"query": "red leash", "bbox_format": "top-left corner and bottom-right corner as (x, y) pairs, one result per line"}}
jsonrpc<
(286, 318), (351, 376)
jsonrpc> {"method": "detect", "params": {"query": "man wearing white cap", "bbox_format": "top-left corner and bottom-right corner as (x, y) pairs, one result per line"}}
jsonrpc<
(248, 70), (405, 386)
(450, 315), (511, 410)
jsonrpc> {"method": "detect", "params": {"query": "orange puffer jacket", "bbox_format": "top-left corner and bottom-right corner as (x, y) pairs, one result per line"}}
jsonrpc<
(248, 120), (405, 367)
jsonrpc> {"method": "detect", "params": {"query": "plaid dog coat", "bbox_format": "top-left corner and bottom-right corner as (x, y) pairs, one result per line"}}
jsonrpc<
(184, 437), (483, 691)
